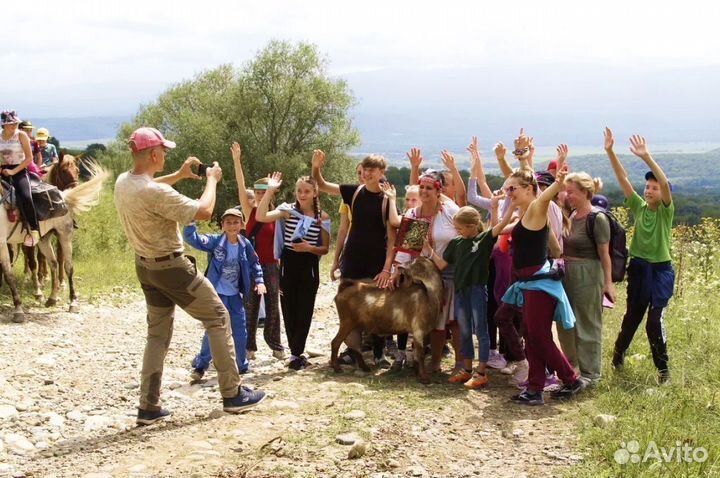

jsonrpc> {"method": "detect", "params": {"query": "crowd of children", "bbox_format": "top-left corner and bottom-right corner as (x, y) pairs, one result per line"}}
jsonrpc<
(181, 128), (675, 407)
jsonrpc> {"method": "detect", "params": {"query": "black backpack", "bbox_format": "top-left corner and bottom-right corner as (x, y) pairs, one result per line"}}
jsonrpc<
(586, 208), (628, 282)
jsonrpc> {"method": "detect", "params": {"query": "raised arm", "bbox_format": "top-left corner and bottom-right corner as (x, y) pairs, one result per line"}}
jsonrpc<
(381, 182), (402, 228)
(513, 129), (533, 173)
(440, 150), (467, 206)
(407, 147), (422, 186)
(526, 136), (536, 171)
(494, 142), (513, 179)
(604, 127), (634, 198)
(468, 136), (493, 200)
(630, 134), (672, 206)
(524, 165), (568, 231)
(255, 172), (289, 223)
(230, 142), (253, 220)
(555, 143), (569, 173)
(154, 156), (202, 186)
(311, 149), (341, 196)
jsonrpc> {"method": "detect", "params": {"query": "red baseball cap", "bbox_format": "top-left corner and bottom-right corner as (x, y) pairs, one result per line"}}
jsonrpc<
(128, 127), (176, 153)
(547, 159), (558, 171)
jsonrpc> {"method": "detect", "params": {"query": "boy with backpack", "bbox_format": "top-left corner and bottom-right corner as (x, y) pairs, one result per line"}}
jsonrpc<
(604, 128), (674, 384)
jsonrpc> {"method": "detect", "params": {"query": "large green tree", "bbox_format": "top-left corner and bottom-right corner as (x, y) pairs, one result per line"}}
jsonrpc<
(114, 40), (360, 217)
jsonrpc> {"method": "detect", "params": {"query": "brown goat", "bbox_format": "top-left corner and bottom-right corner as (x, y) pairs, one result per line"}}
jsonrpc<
(331, 257), (443, 383)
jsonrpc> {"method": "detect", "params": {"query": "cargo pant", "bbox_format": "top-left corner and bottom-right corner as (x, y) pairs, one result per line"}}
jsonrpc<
(135, 254), (240, 411)
(558, 258), (604, 381)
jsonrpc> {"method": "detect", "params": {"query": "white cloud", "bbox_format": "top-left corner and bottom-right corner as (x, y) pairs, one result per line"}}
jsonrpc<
(3, 0), (719, 116)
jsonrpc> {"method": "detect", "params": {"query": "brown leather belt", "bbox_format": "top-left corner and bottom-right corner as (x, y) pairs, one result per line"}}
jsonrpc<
(139, 251), (184, 262)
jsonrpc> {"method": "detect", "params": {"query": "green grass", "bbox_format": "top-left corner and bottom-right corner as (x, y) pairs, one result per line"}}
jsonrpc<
(568, 274), (720, 476)
(7, 183), (719, 476)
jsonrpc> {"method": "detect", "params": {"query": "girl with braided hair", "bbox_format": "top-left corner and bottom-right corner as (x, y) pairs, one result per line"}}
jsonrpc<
(256, 172), (331, 371)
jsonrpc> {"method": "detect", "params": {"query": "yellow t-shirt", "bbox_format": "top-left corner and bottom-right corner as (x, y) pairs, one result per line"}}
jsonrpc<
(339, 202), (353, 222)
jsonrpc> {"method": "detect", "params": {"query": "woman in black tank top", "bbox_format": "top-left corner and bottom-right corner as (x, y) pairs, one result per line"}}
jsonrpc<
(504, 160), (583, 405)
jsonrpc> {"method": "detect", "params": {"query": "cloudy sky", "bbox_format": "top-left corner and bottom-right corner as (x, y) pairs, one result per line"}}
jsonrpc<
(4, 0), (719, 118)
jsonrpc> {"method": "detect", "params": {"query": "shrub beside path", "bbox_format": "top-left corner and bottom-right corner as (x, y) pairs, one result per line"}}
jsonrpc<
(0, 282), (580, 478)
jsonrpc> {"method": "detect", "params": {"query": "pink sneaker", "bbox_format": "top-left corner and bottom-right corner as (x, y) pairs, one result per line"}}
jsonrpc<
(543, 374), (561, 392)
(487, 350), (507, 369)
(508, 360), (529, 386)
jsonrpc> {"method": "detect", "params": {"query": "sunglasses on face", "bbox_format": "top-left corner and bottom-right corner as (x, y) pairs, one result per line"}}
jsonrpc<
(504, 185), (527, 193)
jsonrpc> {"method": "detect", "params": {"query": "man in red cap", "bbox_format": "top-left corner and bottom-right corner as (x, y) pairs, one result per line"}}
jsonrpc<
(115, 127), (265, 426)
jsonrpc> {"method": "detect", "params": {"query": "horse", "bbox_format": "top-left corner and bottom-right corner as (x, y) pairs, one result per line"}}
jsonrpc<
(11, 155), (81, 296)
(0, 162), (109, 322)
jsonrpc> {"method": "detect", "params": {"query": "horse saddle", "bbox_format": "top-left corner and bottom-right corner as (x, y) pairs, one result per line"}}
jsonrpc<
(1, 175), (69, 222)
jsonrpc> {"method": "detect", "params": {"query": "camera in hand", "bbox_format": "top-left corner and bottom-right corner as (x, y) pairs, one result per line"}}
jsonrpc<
(197, 163), (209, 177)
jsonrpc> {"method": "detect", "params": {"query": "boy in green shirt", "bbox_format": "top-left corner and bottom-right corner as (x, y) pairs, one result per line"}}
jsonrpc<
(604, 128), (674, 383)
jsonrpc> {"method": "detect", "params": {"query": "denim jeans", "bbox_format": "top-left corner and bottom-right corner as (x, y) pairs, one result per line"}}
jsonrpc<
(192, 293), (249, 373)
(454, 285), (490, 362)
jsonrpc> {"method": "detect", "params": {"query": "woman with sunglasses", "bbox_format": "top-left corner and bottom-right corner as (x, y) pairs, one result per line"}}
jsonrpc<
(500, 134), (584, 405)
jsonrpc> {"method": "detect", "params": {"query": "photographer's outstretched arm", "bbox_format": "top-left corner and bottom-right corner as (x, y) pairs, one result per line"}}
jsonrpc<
(194, 163), (221, 221)
(155, 156), (201, 185)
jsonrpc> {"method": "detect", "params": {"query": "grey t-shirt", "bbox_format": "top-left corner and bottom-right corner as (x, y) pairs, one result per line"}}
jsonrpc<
(564, 211), (610, 260)
(114, 172), (199, 258)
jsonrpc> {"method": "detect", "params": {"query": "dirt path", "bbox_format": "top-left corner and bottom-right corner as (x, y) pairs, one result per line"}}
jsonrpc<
(0, 282), (582, 478)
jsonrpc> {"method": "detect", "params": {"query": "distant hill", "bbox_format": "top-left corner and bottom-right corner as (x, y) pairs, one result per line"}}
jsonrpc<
(562, 149), (720, 192)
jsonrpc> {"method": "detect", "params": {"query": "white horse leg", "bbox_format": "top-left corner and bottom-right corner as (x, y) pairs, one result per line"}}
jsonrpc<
(0, 241), (24, 323)
(36, 237), (59, 308)
(57, 231), (78, 313)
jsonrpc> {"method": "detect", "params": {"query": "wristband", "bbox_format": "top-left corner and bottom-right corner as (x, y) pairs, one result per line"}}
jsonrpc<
(382, 269), (391, 274)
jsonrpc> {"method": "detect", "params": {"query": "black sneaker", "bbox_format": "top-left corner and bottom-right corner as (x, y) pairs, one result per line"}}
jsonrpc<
(511, 390), (544, 406)
(223, 386), (266, 413)
(338, 349), (356, 365)
(136, 408), (171, 426)
(659, 369), (671, 384)
(288, 356), (308, 371)
(612, 350), (625, 369)
(550, 379), (586, 400)
(258, 317), (265, 328)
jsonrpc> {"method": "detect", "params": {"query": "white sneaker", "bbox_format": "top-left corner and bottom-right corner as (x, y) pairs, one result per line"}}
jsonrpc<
(272, 349), (286, 360)
(487, 350), (507, 369)
(500, 362), (517, 375)
(509, 360), (529, 386)
(246, 350), (256, 361)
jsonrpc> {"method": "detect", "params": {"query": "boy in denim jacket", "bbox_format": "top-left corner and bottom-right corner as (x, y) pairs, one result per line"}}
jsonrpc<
(183, 208), (266, 379)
